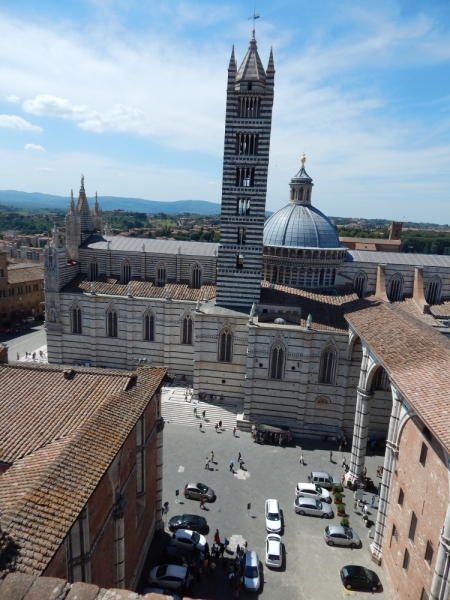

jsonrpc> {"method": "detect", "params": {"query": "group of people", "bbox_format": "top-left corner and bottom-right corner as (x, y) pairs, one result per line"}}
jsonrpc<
(251, 426), (291, 446)
(198, 392), (224, 403)
(180, 529), (248, 598)
(229, 452), (245, 473)
(16, 350), (45, 361)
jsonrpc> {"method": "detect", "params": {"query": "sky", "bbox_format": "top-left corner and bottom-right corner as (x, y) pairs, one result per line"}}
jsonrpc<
(0, 0), (449, 223)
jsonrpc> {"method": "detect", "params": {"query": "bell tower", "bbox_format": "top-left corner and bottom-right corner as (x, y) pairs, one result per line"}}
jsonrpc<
(216, 33), (275, 308)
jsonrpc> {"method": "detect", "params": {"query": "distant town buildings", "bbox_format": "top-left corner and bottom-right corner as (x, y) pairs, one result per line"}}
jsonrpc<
(0, 251), (44, 325)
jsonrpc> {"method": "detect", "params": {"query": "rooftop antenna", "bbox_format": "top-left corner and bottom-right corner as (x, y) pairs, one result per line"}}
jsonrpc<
(248, 8), (260, 38)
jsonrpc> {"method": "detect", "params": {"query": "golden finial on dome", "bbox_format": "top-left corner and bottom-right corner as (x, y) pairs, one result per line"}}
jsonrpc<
(301, 153), (306, 165)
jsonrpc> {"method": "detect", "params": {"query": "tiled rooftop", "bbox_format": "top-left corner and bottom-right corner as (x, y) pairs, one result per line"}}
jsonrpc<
(345, 296), (450, 454)
(348, 250), (450, 267)
(430, 301), (450, 318)
(63, 274), (216, 302)
(7, 265), (44, 284)
(0, 364), (167, 576)
(81, 234), (219, 257)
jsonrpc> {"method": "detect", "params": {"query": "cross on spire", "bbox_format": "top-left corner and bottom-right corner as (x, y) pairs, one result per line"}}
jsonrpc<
(248, 9), (260, 39)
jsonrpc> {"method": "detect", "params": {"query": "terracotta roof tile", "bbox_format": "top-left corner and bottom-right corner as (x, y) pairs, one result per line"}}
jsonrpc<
(7, 266), (44, 285)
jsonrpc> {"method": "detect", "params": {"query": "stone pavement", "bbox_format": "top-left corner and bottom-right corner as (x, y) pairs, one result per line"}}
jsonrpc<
(139, 422), (390, 599)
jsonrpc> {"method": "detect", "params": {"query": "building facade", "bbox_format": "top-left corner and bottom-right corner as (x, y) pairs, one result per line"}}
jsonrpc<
(0, 251), (44, 324)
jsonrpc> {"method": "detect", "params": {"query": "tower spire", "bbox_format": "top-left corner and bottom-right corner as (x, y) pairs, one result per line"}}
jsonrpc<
(267, 46), (275, 72)
(228, 45), (237, 71)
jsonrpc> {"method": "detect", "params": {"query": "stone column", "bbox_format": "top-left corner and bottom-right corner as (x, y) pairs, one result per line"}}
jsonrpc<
(348, 386), (373, 482)
(369, 385), (403, 564)
(430, 498), (450, 600)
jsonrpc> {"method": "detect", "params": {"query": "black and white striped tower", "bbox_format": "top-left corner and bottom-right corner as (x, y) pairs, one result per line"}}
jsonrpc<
(216, 33), (275, 308)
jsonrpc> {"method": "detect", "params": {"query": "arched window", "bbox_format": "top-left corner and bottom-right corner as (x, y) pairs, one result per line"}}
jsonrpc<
(106, 308), (118, 338)
(181, 315), (193, 344)
(0, 268), (4, 278)
(156, 263), (167, 287)
(89, 258), (99, 281)
(426, 276), (442, 305)
(191, 264), (202, 289)
(121, 260), (132, 285)
(388, 273), (404, 302)
(319, 346), (336, 384)
(70, 305), (82, 334)
(218, 329), (233, 362)
(354, 272), (367, 298)
(269, 343), (285, 380)
(143, 311), (155, 341)
(371, 367), (389, 391)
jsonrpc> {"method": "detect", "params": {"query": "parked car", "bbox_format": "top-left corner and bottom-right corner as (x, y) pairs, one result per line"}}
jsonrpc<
(160, 546), (186, 566)
(243, 550), (261, 592)
(340, 565), (381, 591)
(183, 482), (215, 501)
(168, 514), (208, 533)
(324, 525), (361, 548)
(293, 497), (333, 518)
(295, 482), (331, 503)
(170, 529), (206, 552)
(265, 498), (282, 532)
(148, 564), (187, 589)
(308, 471), (341, 490)
(265, 534), (283, 568)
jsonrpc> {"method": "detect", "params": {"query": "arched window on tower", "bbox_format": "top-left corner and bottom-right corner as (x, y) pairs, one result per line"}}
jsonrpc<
(143, 311), (155, 341)
(156, 263), (167, 287)
(106, 307), (118, 338)
(354, 272), (367, 298)
(70, 304), (82, 334)
(121, 260), (132, 285)
(181, 315), (193, 344)
(388, 273), (404, 302)
(89, 258), (99, 282)
(269, 342), (285, 380)
(191, 263), (202, 289)
(319, 346), (336, 384)
(218, 328), (233, 362)
(426, 276), (442, 305)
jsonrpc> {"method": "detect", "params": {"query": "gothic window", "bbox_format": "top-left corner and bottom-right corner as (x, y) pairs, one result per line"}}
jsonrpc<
(191, 263), (202, 289)
(238, 96), (260, 118)
(218, 329), (233, 362)
(121, 260), (132, 285)
(388, 273), (404, 302)
(269, 342), (285, 380)
(237, 227), (247, 244)
(156, 263), (167, 287)
(372, 368), (389, 390)
(235, 167), (255, 187)
(236, 198), (251, 215)
(354, 272), (367, 298)
(181, 315), (193, 345)
(89, 259), (99, 281)
(106, 308), (118, 338)
(236, 254), (244, 270)
(426, 276), (442, 305)
(236, 133), (258, 156)
(143, 311), (155, 341)
(70, 305), (82, 334)
(319, 346), (336, 384)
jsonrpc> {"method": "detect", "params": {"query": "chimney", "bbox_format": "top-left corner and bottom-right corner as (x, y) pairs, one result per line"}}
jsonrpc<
(375, 265), (389, 302)
(0, 343), (9, 364)
(413, 267), (430, 314)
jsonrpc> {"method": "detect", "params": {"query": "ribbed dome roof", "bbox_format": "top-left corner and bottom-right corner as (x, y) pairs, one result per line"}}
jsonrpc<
(264, 204), (341, 249)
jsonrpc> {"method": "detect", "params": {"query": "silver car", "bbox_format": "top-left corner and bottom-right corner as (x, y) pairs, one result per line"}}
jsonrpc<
(183, 482), (215, 501)
(324, 525), (361, 548)
(243, 550), (261, 592)
(293, 496), (333, 518)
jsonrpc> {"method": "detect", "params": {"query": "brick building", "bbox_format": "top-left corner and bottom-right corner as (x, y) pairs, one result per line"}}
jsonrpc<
(0, 251), (44, 324)
(0, 359), (168, 591)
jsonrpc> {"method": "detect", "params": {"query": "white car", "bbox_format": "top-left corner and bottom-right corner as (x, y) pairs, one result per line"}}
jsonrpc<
(170, 529), (206, 551)
(295, 482), (331, 503)
(293, 497), (333, 518)
(265, 498), (282, 533)
(148, 564), (187, 589)
(265, 534), (283, 568)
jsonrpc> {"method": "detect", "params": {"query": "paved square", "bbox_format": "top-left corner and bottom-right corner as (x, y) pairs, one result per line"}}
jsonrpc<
(144, 420), (391, 599)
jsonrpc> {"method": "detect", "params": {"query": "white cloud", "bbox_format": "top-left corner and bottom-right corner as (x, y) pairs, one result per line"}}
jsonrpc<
(79, 104), (152, 134)
(23, 94), (91, 120)
(4, 94), (20, 103)
(36, 167), (51, 172)
(25, 143), (45, 152)
(0, 114), (43, 132)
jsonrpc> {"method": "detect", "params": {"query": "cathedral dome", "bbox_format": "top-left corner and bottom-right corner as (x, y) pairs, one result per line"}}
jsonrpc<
(263, 203), (341, 249)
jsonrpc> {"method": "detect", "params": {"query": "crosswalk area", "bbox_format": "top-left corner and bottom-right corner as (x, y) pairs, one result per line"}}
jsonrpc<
(161, 386), (237, 430)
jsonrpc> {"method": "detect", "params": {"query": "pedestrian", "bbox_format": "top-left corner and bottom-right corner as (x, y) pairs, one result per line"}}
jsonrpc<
(236, 544), (240, 557)
(233, 426), (236, 437)
(219, 542), (225, 558)
(210, 560), (216, 575)
(329, 450), (333, 462)
(215, 423), (218, 433)
(228, 571), (235, 588)
(194, 407), (197, 417)
(199, 422), (203, 431)
(32, 352), (36, 360)
(370, 495), (375, 508)
(377, 482), (382, 496)
(202, 410), (206, 420)
(363, 502), (369, 515)
(219, 420), (222, 429)
(214, 529), (220, 544)
(16, 352), (19, 360)
(205, 457), (210, 469)
(211, 451), (215, 463)
(238, 452), (242, 463)
(243, 541), (248, 553)
(363, 466), (367, 477)
(354, 498), (358, 512)
(341, 474), (345, 485)
(299, 454), (305, 465)
(200, 495), (206, 509)
(342, 457), (346, 468)
(230, 460), (234, 472)
(339, 442), (342, 453)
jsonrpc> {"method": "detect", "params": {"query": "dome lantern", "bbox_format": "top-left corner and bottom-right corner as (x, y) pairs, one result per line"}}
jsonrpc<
(289, 154), (314, 205)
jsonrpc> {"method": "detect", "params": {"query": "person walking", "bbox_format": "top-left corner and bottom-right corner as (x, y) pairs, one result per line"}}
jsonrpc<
(200, 495), (206, 510)
(370, 495), (375, 508)
(215, 423), (219, 433)
(211, 451), (215, 463)
(199, 422), (203, 431)
(342, 456), (346, 468)
(194, 407), (197, 417)
(16, 352), (19, 360)
(202, 409), (206, 420)
(219, 420), (222, 429)
(228, 572), (235, 589)
(219, 542), (225, 558)
(205, 457), (210, 469)
(230, 460), (234, 473)
(214, 529), (220, 545)
(363, 502), (369, 515)
(329, 450), (333, 462)
(233, 426), (236, 437)
(299, 454), (305, 465)
(354, 498), (358, 512)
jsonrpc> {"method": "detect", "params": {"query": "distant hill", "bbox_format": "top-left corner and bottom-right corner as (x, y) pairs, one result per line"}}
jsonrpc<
(0, 190), (222, 216)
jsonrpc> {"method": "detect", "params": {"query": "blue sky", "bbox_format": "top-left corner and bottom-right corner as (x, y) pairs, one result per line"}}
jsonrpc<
(0, 0), (449, 222)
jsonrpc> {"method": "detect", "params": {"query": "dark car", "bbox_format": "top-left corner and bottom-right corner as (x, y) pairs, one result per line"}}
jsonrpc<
(160, 546), (187, 566)
(340, 565), (381, 591)
(168, 514), (208, 533)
